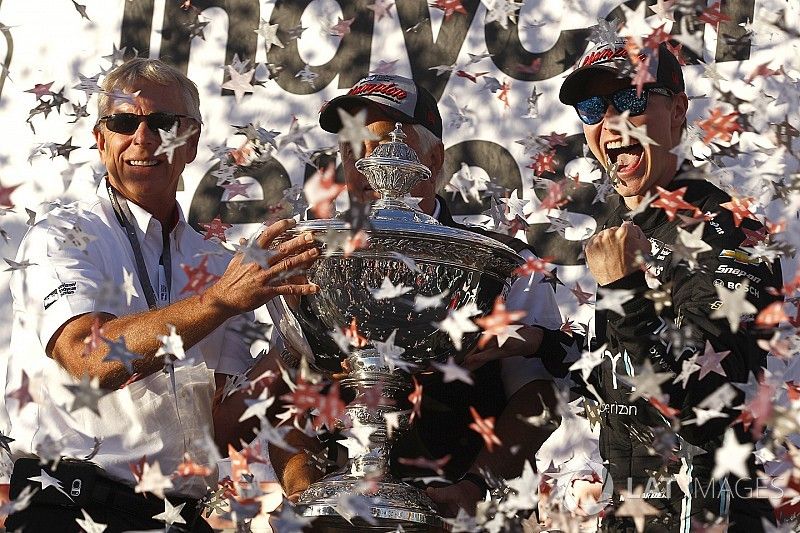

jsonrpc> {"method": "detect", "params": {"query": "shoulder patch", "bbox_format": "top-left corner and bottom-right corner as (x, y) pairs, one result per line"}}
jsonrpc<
(43, 282), (77, 309)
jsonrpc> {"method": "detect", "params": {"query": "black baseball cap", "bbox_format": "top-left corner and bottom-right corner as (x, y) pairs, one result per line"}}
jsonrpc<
(559, 39), (685, 105)
(319, 74), (443, 138)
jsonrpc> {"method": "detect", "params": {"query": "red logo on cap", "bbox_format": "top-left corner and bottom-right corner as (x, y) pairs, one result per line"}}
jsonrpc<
(581, 46), (629, 67)
(349, 82), (408, 102)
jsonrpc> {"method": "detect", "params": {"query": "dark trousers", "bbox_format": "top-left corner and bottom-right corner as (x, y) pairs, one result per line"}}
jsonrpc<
(6, 459), (213, 533)
(5, 500), (214, 532)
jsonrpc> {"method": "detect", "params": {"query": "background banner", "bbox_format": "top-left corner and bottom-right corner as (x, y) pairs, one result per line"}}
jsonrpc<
(0, 0), (797, 357)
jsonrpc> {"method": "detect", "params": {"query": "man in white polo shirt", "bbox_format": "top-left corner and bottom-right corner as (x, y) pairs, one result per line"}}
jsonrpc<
(4, 58), (318, 531)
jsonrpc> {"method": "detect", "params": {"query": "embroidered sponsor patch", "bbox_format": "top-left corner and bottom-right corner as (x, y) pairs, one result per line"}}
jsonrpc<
(43, 282), (77, 309)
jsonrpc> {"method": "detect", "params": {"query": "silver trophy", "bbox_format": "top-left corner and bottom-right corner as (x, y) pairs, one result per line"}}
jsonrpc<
(272, 124), (523, 531)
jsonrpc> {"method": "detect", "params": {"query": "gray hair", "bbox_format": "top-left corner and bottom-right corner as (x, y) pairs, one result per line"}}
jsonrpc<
(97, 58), (201, 122)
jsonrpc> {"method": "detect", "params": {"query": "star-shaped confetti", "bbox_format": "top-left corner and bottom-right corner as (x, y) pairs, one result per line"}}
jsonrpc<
(102, 335), (141, 374)
(710, 280), (757, 333)
(180, 256), (220, 296)
(651, 186), (702, 221)
(75, 509), (106, 533)
(468, 406), (502, 452)
(432, 356), (473, 385)
(152, 498), (187, 527)
(336, 108), (381, 160)
(63, 373), (106, 416)
(221, 66), (255, 104)
(199, 216), (232, 242)
(695, 340), (731, 379)
(697, 107), (742, 145)
(432, 0), (468, 21)
(28, 469), (73, 501)
(254, 20), (284, 52)
(435, 302), (481, 351)
(369, 276), (413, 300)
(135, 460), (174, 499)
(154, 123), (198, 164)
(719, 196), (757, 227)
(473, 296), (526, 349)
(155, 324), (186, 361)
(711, 428), (752, 480)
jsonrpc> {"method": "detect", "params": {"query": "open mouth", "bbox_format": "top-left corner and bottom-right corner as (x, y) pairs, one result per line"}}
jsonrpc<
(126, 159), (162, 167)
(605, 139), (644, 177)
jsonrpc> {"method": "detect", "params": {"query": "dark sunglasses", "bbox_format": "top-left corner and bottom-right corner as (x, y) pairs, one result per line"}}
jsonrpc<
(97, 112), (191, 134)
(574, 86), (673, 125)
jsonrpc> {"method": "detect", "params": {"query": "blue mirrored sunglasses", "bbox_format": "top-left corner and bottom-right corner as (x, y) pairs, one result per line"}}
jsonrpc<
(574, 86), (673, 125)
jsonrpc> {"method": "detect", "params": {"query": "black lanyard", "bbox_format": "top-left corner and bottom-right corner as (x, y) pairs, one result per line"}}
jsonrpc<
(106, 180), (172, 310)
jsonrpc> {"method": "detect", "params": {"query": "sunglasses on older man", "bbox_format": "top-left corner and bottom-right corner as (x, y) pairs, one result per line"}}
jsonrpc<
(97, 112), (191, 135)
(574, 86), (673, 125)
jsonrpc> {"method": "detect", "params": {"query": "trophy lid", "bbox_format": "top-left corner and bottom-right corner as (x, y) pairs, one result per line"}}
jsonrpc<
(355, 123), (432, 212)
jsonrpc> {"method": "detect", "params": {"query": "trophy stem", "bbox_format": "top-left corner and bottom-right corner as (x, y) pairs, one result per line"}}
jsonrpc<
(296, 350), (444, 531)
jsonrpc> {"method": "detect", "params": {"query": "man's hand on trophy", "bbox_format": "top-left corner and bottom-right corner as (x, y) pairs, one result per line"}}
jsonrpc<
(462, 325), (545, 371)
(207, 218), (319, 317)
(426, 479), (485, 517)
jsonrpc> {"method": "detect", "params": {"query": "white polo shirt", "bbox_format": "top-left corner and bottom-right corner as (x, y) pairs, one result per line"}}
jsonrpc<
(5, 184), (258, 497)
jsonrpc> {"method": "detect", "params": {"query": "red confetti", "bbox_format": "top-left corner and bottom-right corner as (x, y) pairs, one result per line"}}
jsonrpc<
(719, 196), (756, 227)
(698, 1), (731, 28)
(531, 151), (557, 176)
(651, 186), (702, 221)
(513, 256), (555, 277)
(397, 454), (452, 476)
(174, 453), (213, 478)
(431, 0), (467, 21)
(408, 376), (423, 423)
(755, 301), (789, 327)
(199, 216), (233, 242)
(468, 406), (502, 452)
(314, 382), (347, 431)
(180, 255), (220, 296)
(455, 70), (488, 83)
(344, 317), (368, 348)
(649, 396), (679, 418)
(283, 379), (323, 412)
(539, 179), (569, 210)
(696, 107), (741, 145)
(643, 24), (671, 51)
(473, 296), (527, 349)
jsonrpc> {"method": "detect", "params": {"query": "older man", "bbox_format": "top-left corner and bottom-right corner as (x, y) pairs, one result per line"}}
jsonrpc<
(270, 74), (567, 517)
(538, 40), (782, 531)
(4, 58), (317, 531)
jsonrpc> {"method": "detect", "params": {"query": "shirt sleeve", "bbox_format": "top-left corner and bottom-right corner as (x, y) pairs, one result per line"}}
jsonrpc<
(13, 212), (121, 352)
(499, 249), (565, 396)
(214, 312), (258, 376)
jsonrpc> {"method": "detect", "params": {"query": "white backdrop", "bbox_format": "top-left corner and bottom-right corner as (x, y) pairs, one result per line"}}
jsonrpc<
(0, 0), (798, 363)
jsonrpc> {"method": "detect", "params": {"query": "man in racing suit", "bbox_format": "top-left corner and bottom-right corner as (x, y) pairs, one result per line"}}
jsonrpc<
(535, 39), (784, 531)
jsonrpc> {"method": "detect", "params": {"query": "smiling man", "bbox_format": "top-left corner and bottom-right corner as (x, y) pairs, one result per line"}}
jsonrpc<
(546, 40), (783, 531)
(4, 58), (318, 531)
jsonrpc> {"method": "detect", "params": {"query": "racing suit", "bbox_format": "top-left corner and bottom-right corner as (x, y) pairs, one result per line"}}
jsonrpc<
(538, 169), (783, 532)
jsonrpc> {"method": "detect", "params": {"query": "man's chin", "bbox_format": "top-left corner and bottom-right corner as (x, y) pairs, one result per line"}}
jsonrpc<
(614, 173), (648, 196)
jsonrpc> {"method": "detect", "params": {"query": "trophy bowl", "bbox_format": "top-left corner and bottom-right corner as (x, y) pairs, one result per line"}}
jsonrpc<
(270, 124), (523, 531)
(279, 218), (522, 373)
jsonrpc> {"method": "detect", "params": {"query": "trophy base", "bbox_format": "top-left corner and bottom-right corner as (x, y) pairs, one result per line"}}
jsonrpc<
(297, 476), (446, 532)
